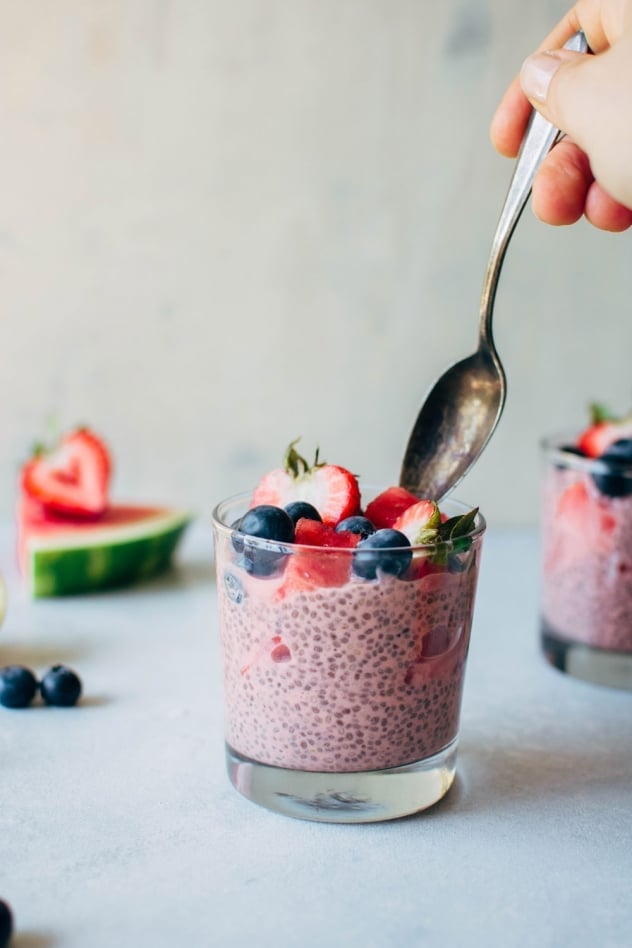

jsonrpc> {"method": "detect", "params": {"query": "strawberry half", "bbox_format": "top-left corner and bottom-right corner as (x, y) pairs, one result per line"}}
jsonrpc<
(276, 518), (359, 597)
(577, 403), (632, 458)
(392, 499), (441, 545)
(21, 427), (111, 519)
(251, 440), (360, 526)
(364, 486), (419, 530)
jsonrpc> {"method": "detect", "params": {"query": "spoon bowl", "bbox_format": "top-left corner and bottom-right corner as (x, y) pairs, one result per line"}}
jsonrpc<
(400, 343), (506, 499)
(400, 32), (587, 500)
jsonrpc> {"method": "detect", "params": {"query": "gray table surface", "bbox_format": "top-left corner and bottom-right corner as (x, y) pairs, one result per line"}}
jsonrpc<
(0, 520), (630, 948)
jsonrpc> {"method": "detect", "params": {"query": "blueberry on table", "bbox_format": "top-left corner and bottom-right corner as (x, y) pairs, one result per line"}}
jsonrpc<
(284, 501), (322, 525)
(335, 515), (376, 539)
(40, 665), (82, 707)
(0, 666), (38, 709)
(236, 505), (295, 577)
(0, 898), (12, 947)
(592, 439), (632, 498)
(352, 529), (412, 580)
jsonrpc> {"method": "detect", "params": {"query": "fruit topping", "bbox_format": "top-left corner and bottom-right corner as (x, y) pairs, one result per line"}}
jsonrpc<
(251, 440), (361, 526)
(294, 518), (356, 548)
(577, 403), (632, 459)
(233, 505), (295, 577)
(40, 665), (83, 707)
(591, 438), (632, 498)
(364, 486), (419, 529)
(335, 515), (376, 539)
(284, 501), (322, 525)
(224, 445), (481, 593)
(277, 519), (359, 595)
(392, 499), (441, 544)
(0, 666), (38, 709)
(21, 427), (111, 519)
(352, 529), (412, 580)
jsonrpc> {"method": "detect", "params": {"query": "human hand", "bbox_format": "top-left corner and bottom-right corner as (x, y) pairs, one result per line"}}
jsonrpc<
(490, 1), (632, 232)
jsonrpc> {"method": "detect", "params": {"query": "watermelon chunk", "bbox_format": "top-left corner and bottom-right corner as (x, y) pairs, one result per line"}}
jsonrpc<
(17, 496), (192, 597)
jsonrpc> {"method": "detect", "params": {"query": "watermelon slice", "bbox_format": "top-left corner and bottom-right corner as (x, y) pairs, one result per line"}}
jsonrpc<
(17, 496), (192, 597)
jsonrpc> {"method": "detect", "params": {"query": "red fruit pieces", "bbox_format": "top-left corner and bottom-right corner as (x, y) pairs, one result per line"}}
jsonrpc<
(270, 642), (291, 663)
(251, 442), (360, 526)
(392, 499), (441, 544)
(276, 520), (359, 597)
(294, 518), (358, 549)
(21, 428), (111, 519)
(364, 486), (419, 529)
(577, 414), (632, 458)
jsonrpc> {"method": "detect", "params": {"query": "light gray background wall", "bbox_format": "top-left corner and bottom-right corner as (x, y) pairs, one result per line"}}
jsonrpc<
(2, 0), (631, 526)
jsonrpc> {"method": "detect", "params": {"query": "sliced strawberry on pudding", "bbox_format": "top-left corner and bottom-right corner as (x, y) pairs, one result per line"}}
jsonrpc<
(392, 499), (442, 578)
(577, 403), (632, 458)
(276, 518), (359, 597)
(251, 440), (360, 526)
(364, 486), (419, 529)
(21, 427), (111, 519)
(392, 499), (441, 544)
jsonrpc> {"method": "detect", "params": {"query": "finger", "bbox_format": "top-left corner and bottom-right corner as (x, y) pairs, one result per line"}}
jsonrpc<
(490, 8), (582, 158)
(490, 78), (532, 157)
(521, 38), (632, 210)
(531, 138), (592, 226)
(584, 181), (632, 232)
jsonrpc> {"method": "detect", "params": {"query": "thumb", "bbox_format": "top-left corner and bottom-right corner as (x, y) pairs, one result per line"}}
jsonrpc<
(519, 48), (595, 152)
(519, 42), (632, 209)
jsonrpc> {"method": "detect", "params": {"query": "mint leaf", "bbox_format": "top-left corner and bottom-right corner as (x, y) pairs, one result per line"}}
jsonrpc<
(438, 507), (479, 542)
(427, 507), (478, 567)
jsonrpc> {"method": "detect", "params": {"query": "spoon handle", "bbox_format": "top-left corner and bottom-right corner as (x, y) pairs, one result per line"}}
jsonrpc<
(479, 30), (588, 342)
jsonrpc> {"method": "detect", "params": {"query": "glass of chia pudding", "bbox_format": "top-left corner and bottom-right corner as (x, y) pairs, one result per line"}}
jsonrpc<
(540, 434), (632, 689)
(212, 486), (486, 823)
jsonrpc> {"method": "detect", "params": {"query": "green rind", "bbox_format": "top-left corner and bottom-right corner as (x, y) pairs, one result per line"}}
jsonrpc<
(28, 515), (191, 598)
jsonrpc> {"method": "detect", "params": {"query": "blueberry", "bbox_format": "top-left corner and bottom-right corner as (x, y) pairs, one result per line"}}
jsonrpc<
(602, 438), (632, 462)
(352, 529), (412, 580)
(237, 505), (295, 577)
(40, 665), (82, 707)
(0, 666), (38, 709)
(592, 439), (632, 498)
(284, 501), (322, 525)
(0, 899), (13, 948)
(230, 518), (245, 554)
(335, 516), (376, 539)
(224, 570), (245, 604)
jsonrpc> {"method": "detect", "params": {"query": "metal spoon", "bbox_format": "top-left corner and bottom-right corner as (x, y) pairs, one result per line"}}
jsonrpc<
(399, 31), (588, 500)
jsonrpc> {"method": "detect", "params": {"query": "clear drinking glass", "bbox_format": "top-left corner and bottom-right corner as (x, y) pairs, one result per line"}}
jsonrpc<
(540, 436), (632, 689)
(212, 487), (485, 823)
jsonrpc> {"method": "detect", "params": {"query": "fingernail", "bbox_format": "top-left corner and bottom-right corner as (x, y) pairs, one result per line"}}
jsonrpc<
(520, 51), (563, 103)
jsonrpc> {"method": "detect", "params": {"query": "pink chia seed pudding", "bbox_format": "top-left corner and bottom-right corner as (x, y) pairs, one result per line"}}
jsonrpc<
(214, 493), (484, 774)
(541, 456), (632, 654)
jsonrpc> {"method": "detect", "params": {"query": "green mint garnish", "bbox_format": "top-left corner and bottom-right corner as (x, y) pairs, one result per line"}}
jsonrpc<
(428, 507), (479, 566)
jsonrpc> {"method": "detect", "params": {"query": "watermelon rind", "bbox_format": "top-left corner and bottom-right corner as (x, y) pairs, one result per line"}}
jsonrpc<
(25, 510), (192, 598)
